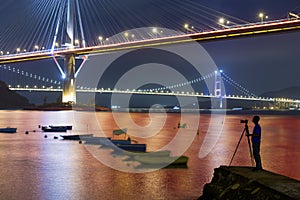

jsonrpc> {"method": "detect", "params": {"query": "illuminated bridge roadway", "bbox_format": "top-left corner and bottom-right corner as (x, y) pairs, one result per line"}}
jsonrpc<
(8, 86), (300, 105)
(1, 18), (300, 64)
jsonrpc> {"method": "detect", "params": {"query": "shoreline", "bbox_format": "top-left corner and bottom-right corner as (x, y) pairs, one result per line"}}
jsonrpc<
(1, 107), (300, 115)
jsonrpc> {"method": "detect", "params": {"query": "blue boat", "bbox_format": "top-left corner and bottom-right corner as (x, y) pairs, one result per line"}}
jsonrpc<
(0, 127), (17, 133)
(116, 143), (147, 152)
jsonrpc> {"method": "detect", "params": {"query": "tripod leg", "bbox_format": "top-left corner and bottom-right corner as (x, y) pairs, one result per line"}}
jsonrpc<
(229, 128), (245, 166)
(247, 136), (254, 166)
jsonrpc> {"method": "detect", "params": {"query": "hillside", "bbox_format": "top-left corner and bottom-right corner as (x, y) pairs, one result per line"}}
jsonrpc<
(0, 81), (32, 109)
(260, 86), (300, 99)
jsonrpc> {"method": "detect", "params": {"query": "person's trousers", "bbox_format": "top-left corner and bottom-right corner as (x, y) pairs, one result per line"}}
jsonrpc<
(252, 142), (262, 169)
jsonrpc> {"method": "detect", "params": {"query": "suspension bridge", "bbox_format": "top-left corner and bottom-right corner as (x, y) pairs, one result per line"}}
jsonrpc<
(1, 64), (299, 109)
(0, 1), (300, 107)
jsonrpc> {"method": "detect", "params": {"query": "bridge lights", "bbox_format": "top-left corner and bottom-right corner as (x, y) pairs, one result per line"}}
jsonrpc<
(16, 48), (20, 54)
(219, 18), (230, 27)
(124, 32), (129, 41)
(34, 45), (39, 51)
(219, 18), (225, 24)
(184, 23), (194, 33)
(98, 36), (103, 45)
(259, 13), (268, 22)
(75, 39), (80, 47)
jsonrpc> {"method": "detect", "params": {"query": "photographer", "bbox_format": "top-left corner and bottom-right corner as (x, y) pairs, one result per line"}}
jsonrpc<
(247, 115), (263, 171)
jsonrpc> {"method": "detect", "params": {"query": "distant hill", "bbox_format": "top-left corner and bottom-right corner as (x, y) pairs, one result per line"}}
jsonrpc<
(260, 86), (300, 99)
(0, 81), (32, 109)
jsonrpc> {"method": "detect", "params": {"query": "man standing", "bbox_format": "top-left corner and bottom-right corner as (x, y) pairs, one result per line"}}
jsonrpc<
(247, 115), (263, 171)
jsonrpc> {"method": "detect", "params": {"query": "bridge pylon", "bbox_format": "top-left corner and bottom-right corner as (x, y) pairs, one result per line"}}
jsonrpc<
(62, 54), (76, 104)
(214, 70), (223, 109)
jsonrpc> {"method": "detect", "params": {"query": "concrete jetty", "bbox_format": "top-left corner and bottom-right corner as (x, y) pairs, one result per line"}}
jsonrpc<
(199, 166), (300, 200)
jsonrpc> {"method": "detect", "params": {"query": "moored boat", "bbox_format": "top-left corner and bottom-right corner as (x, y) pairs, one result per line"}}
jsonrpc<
(83, 137), (111, 144)
(0, 127), (17, 133)
(115, 143), (147, 152)
(50, 125), (72, 130)
(42, 126), (68, 132)
(100, 138), (132, 147)
(40, 125), (72, 132)
(134, 155), (189, 166)
(60, 134), (93, 140)
(122, 150), (170, 157)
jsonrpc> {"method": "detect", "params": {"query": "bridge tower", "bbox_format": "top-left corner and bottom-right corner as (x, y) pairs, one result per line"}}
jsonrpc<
(62, 0), (77, 104)
(62, 0), (76, 104)
(52, 0), (86, 104)
(214, 70), (223, 109)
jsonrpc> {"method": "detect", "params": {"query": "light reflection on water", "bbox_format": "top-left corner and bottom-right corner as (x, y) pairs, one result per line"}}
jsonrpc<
(0, 110), (299, 199)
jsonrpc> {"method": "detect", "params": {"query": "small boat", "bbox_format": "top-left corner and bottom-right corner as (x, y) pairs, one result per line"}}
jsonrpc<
(0, 127), (17, 133)
(83, 137), (111, 145)
(40, 125), (72, 132)
(101, 138), (132, 147)
(134, 155), (189, 166)
(60, 134), (93, 140)
(42, 126), (68, 132)
(113, 128), (127, 135)
(50, 125), (72, 130)
(112, 128), (127, 139)
(116, 143), (147, 152)
(122, 150), (171, 157)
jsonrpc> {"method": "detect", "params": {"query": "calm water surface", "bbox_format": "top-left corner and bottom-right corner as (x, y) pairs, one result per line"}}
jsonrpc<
(0, 110), (299, 200)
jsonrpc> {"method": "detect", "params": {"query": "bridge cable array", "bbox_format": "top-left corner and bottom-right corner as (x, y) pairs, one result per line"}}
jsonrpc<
(0, 0), (251, 54)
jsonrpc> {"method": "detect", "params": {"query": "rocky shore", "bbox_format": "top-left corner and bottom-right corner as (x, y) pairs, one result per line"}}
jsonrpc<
(199, 166), (300, 200)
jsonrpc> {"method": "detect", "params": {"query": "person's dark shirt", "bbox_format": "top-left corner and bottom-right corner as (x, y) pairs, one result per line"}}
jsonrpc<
(252, 124), (261, 143)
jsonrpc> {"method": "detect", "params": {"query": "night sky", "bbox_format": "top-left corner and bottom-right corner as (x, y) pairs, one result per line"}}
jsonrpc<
(0, 0), (300, 105)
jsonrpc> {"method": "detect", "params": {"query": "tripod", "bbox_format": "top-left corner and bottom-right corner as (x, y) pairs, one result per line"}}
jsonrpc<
(229, 122), (254, 166)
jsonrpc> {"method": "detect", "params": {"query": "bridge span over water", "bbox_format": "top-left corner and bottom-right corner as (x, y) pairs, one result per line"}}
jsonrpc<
(1, 1), (300, 105)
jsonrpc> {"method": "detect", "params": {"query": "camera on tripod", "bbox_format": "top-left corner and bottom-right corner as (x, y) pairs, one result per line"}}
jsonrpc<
(240, 119), (248, 124)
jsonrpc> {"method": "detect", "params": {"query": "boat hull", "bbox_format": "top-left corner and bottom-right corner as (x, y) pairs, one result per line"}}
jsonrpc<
(116, 144), (147, 152)
(60, 134), (93, 140)
(134, 155), (189, 166)
(0, 128), (17, 133)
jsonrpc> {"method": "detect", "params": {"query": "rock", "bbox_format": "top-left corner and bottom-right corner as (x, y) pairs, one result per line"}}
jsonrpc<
(199, 166), (300, 200)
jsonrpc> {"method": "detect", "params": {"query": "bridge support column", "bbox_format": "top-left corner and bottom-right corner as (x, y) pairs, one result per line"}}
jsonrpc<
(62, 54), (76, 104)
(214, 70), (223, 109)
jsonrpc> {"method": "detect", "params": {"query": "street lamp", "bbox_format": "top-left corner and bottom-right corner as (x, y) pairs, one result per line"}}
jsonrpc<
(152, 27), (159, 38)
(219, 18), (225, 24)
(98, 36), (103, 45)
(259, 13), (269, 22)
(34, 45), (39, 51)
(219, 18), (230, 27)
(16, 48), (20, 54)
(124, 32), (129, 41)
(75, 39), (80, 47)
(184, 23), (192, 33)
